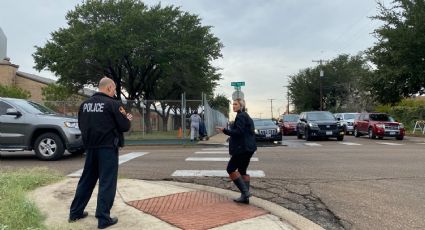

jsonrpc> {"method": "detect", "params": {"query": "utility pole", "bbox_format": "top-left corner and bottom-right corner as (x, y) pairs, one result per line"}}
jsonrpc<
(283, 85), (290, 114)
(268, 99), (275, 119)
(312, 59), (329, 111)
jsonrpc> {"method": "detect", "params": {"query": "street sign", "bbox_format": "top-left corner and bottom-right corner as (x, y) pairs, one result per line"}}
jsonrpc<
(231, 81), (245, 87)
(232, 90), (244, 100)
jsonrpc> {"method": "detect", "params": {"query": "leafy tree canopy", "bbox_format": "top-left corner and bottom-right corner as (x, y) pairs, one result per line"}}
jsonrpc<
(208, 94), (230, 117)
(367, 0), (425, 104)
(288, 54), (373, 113)
(33, 0), (223, 103)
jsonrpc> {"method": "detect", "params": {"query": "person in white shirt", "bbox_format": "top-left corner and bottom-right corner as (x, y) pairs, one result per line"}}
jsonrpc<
(190, 110), (201, 141)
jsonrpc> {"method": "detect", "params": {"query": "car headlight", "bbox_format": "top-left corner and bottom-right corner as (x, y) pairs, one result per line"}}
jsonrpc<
(277, 127), (280, 133)
(254, 129), (259, 134)
(375, 124), (385, 128)
(308, 122), (319, 128)
(399, 123), (404, 129)
(64, 121), (79, 129)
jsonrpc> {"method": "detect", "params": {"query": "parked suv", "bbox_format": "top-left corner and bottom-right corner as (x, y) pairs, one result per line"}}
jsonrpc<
(253, 119), (282, 142)
(334, 113), (359, 135)
(278, 114), (299, 135)
(0, 97), (84, 160)
(353, 113), (405, 140)
(297, 111), (344, 141)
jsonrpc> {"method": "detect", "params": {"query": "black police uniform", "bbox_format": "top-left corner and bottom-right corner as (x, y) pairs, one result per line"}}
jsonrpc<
(69, 92), (130, 228)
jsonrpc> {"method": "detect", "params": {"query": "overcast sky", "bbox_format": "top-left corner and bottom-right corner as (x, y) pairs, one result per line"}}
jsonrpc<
(0, 0), (390, 119)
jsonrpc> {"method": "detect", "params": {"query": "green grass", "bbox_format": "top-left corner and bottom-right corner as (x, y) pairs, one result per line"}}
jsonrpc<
(125, 130), (182, 140)
(0, 168), (63, 230)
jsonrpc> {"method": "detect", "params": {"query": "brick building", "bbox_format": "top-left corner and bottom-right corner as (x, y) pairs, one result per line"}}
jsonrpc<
(0, 57), (55, 101)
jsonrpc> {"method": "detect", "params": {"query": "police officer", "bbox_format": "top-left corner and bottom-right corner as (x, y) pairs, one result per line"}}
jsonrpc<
(69, 77), (132, 229)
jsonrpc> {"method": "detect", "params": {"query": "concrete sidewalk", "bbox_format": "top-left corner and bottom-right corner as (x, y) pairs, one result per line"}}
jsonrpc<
(29, 178), (323, 230)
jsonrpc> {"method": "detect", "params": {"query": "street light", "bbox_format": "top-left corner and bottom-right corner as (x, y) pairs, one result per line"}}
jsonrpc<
(268, 99), (275, 120)
(283, 85), (290, 114)
(320, 69), (324, 111)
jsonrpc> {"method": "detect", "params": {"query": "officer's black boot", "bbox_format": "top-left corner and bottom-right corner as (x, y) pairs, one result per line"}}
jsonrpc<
(229, 172), (251, 204)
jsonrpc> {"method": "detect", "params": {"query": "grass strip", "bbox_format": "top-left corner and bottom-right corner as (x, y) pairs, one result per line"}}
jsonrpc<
(0, 167), (62, 230)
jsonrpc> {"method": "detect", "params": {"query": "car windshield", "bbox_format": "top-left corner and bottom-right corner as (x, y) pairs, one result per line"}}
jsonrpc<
(8, 99), (56, 115)
(283, 115), (299, 122)
(370, 114), (394, 121)
(343, 113), (357, 119)
(307, 112), (335, 121)
(254, 120), (276, 126)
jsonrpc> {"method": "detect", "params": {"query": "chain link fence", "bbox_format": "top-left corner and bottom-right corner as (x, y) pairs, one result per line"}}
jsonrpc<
(36, 93), (228, 143)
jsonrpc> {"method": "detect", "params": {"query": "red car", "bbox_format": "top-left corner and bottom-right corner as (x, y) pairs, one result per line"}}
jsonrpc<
(353, 113), (405, 140)
(278, 114), (299, 135)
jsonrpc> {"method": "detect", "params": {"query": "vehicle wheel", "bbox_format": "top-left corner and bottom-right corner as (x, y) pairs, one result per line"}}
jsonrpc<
(396, 136), (404, 140)
(368, 128), (376, 139)
(34, 133), (65, 161)
(68, 149), (86, 155)
(354, 127), (360, 137)
(378, 136), (384, 140)
(297, 131), (303, 139)
(337, 135), (344, 141)
(304, 129), (312, 141)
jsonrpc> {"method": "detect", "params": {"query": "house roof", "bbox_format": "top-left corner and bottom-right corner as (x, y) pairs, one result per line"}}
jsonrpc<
(16, 71), (55, 85)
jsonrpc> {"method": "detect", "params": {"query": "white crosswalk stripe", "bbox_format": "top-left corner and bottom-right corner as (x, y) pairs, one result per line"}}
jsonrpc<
(186, 157), (259, 162)
(202, 148), (228, 151)
(67, 152), (149, 177)
(376, 142), (404, 146)
(194, 151), (228, 154)
(304, 143), (322, 147)
(172, 170), (265, 177)
(339, 142), (362, 146)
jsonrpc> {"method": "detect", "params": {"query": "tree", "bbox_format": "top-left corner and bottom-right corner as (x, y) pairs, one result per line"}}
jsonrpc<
(0, 85), (30, 99)
(42, 83), (80, 114)
(33, 0), (223, 131)
(288, 54), (373, 113)
(208, 94), (230, 117)
(367, 0), (425, 104)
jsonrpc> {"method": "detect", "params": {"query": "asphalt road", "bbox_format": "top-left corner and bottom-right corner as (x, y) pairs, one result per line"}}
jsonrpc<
(1, 135), (424, 230)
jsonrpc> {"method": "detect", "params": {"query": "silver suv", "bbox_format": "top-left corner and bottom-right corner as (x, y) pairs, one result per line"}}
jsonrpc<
(0, 97), (84, 160)
(334, 113), (359, 135)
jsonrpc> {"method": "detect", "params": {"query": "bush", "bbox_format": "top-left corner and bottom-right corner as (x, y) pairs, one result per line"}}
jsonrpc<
(376, 98), (425, 131)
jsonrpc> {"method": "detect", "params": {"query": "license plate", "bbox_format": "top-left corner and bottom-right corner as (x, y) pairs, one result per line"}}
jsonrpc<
(266, 134), (271, 138)
(390, 131), (395, 135)
(326, 131), (332, 135)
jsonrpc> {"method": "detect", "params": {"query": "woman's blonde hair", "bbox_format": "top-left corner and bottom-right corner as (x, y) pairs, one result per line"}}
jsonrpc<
(234, 98), (246, 112)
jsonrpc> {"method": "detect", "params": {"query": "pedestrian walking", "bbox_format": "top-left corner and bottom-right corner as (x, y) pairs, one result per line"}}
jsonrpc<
(216, 98), (257, 204)
(68, 77), (132, 229)
(190, 110), (202, 141)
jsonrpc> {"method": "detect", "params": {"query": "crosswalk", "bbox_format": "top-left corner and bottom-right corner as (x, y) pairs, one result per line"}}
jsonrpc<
(67, 152), (149, 177)
(289, 141), (410, 147)
(171, 148), (266, 178)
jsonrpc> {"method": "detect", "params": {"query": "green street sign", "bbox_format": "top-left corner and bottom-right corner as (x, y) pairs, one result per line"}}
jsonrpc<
(231, 81), (245, 87)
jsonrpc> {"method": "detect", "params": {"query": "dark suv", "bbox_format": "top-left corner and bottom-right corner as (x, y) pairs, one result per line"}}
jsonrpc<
(0, 97), (84, 160)
(253, 119), (282, 142)
(297, 111), (344, 141)
(353, 113), (405, 140)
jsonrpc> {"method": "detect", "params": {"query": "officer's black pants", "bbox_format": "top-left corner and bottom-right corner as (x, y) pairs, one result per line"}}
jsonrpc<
(226, 152), (253, 175)
(69, 147), (118, 226)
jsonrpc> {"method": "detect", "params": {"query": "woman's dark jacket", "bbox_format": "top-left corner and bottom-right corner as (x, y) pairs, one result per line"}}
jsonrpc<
(223, 110), (257, 156)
